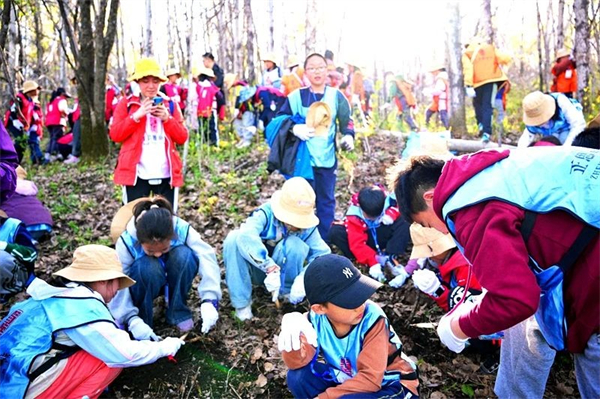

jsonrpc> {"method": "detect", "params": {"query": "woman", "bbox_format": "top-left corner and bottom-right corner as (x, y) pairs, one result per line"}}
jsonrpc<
(110, 58), (188, 208)
(0, 244), (184, 399)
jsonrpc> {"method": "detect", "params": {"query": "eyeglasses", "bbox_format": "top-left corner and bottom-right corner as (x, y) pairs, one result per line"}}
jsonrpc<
(306, 66), (327, 73)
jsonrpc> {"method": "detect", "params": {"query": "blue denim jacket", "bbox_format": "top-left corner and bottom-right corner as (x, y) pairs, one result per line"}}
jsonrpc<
(237, 203), (331, 272)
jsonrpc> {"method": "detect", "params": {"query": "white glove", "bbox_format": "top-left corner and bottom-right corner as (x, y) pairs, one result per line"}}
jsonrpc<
(340, 135), (354, 151)
(389, 266), (410, 288)
(381, 214), (394, 225)
(129, 317), (161, 341)
(437, 314), (468, 353)
(233, 108), (240, 118)
(264, 269), (281, 302)
(12, 119), (24, 130)
(278, 312), (318, 352)
(159, 337), (185, 357)
(289, 275), (305, 305)
(375, 254), (389, 266)
(368, 264), (386, 282)
(292, 124), (315, 141)
(200, 301), (219, 334)
(412, 269), (442, 295)
(465, 86), (476, 98)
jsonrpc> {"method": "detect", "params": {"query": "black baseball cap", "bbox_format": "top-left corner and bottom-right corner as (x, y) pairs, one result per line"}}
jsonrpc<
(304, 254), (382, 309)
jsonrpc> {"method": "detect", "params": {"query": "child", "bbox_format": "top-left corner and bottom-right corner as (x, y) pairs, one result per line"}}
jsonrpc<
(0, 244), (184, 399)
(279, 254), (419, 398)
(223, 177), (331, 321)
(110, 197), (221, 335)
(196, 66), (225, 146)
(329, 185), (411, 283)
(232, 84), (257, 148)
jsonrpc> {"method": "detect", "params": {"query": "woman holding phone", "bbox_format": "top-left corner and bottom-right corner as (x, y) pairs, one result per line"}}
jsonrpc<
(110, 58), (188, 208)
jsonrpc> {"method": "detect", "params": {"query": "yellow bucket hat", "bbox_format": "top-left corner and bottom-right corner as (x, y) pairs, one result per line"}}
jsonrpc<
(53, 245), (135, 290)
(130, 58), (167, 82)
(271, 177), (319, 229)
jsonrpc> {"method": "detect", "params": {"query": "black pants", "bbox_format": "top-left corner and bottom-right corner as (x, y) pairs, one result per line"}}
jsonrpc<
(328, 217), (411, 259)
(124, 178), (175, 208)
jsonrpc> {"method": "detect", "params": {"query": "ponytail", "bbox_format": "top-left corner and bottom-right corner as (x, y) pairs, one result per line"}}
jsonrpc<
(132, 196), (175, 243)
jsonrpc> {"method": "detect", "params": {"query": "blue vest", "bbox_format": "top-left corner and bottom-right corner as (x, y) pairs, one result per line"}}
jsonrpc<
(346, 195), (395, 229)
(287, 87), (339, 168)
(0, 218), (27, 244)
(441, 147), (600, 349)
(0, 292), (114, 399)
(525, 93), (582, 139)
(252, 203), (318, 242)
(120, 217), (191, 261)
(309, 301), (411, 386)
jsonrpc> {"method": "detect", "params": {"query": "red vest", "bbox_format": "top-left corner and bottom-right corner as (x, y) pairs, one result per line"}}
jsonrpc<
(163, 83), (186, 112)
(72, 99), (80, 122)
(196, 83), (220, 118)
(45, 97), (66, 126)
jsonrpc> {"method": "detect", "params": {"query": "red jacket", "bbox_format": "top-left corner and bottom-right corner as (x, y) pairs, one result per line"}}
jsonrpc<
(551, 58), (577, 95)
(109, 95), (188, 187)
(424, 250), (482, 312)
(161, 83), (186, 113)
(105, 85), (120, 122)
(433, 150), (599, 353)
(345, 191), (400, 267)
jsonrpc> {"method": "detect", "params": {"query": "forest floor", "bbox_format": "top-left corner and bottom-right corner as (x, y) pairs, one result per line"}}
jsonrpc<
(5, 130), (580, 399)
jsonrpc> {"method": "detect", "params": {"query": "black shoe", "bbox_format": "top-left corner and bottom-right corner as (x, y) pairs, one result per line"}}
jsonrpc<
(479, 354), (499, 374)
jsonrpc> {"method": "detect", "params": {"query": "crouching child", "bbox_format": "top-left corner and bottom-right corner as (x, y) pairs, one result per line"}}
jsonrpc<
(279, 254), (419, 398)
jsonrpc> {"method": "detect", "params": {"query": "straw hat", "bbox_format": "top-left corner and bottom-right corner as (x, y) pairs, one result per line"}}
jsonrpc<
(270, 177), (319, 229)
(263, 52), (278, 64)
(53, 245), (135, 290)
(16, 166), (27, 180)
(21, 81), (40, 94)
(198, 66), (215, 78)
(224, 73), (237, 89)
(409, 223), (456, 259)
(165, 68), (181, 78)
(522, 91), (555, 126)
(555, 48), (571, 60)
(130, 58), (167, 82)
(306, 102), (332, 137)
(110, 197), (150, 244)
(287, 55), (300, 69)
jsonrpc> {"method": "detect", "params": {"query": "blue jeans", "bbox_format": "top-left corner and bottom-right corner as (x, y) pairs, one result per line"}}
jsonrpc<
(127, 245), (198, 327)
(287, 362), (415, 399)
(473, 82), (497, 136)
(71, 119), (81, 157)
(223, 230), (309, 309)
(46, 125), (64, 155)
(198, 115), (218, 146)
(28, 131), (44, 164)
(308, 164), (337, 241)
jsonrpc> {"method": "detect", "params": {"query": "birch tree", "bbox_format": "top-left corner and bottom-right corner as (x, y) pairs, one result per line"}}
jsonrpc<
(446, 0), (466, 136)
(573, 0), (590, 111)
(480, 0), (494, 44)
(305, 0), (317, 54)
(244, 0), (256, 83)
(144, 0), (153, 56)
(536, 0), (546, 91)
(556, 0), (566, 49)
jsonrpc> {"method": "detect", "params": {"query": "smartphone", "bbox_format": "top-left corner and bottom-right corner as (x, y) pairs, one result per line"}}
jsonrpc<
(153, 96), (163, 106)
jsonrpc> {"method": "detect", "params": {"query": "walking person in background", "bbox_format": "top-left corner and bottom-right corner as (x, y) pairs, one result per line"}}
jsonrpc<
(551, 48), (577, 99)
(202, 52), (225, 93)
(425, 65), (450, 130)
(44, 87), (71, 163)
(5, 80), (40, 164)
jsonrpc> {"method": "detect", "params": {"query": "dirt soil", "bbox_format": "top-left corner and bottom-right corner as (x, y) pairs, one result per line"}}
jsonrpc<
(4, 132), (579, 399)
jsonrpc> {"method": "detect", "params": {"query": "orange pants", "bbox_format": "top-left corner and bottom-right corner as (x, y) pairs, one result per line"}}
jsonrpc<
(35, 351), (122, 399)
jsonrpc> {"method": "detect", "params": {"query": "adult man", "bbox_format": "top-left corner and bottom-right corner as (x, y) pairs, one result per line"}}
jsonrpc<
(202, 52), (224, 93)
(278, 53), (355, 240)
(393, 148), (599, 398)
(463, 39), (510, 143)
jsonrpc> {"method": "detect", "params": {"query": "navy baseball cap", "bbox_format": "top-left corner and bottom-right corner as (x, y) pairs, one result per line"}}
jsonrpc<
(304, 254), (382, 309)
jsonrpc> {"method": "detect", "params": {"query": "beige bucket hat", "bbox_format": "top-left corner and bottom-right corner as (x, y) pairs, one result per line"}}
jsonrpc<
(409, 223), (456, 259)
(21, 81), (40, 94)
(110, 197), (151, 244)
(523, 91), (555, 126)
(53, 245), (135, 290)
(198, 66), (215, 78)
(271, 177), (319, 229)
(555, 48), (571, 60)
(306, 102), (332, 137)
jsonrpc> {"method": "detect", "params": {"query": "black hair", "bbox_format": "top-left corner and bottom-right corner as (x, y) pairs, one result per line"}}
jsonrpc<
(132, 196), (175, 243)
(198, 74), (212, 82)
(324, 50), (334, 61)
(304, 53), (327, 69)
(393, 156), (445, 223)
(528, 135), (562, 147)
(358, 186), (386, 218)
(202, 52), (215, 60)
(572, 127), (600, 149)
(50, 87), (68, 102)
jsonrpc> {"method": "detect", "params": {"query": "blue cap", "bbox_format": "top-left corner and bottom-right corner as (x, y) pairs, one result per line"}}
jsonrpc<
(304, 254), (381, 309)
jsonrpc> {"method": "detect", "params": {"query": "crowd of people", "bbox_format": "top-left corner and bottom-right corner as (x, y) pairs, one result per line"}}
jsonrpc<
(1, 45), (599, 399)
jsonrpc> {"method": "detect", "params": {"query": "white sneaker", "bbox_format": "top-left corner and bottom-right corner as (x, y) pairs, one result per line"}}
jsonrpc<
(235, 305), (254, 321)
(236, 140), (252, 148)
(64, 155), (79, 164)
(49, 154), (58, 162)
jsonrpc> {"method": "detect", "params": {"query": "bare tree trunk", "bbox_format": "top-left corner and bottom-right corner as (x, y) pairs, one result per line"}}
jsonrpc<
(557, 0), (566, 49)
(144, 0), (153, 56)
(0, 0), (11, 51)
(574, 0), (590, 111)
(536, 0), (545, 92)
(446, 0), (466, 137)
(268, 0), (275, 52)
(244, 0), (256, 84)
(480, 0), (494, 44)
(305, 0), (317, 54)
(33, 0), (44, 77)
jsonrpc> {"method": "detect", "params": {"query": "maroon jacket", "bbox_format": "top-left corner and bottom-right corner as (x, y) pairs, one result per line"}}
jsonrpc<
(433, 149), (599, 353)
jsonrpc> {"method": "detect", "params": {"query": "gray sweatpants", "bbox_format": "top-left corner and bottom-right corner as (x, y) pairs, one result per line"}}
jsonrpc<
(495, 316), (600, 399)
